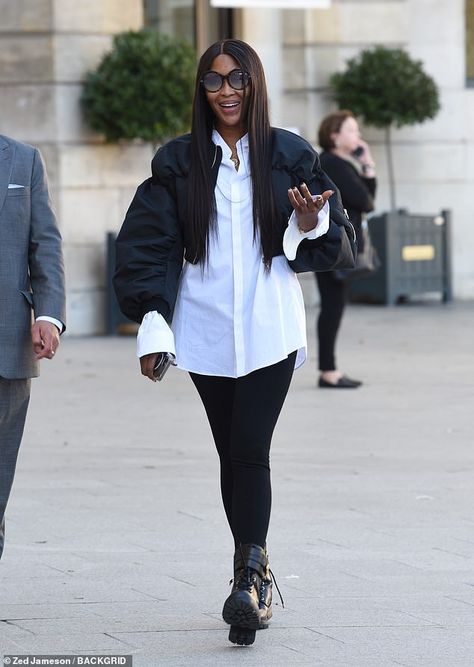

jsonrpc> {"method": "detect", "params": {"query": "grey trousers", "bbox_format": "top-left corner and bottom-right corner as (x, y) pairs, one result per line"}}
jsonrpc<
(0, 376), (31, 558)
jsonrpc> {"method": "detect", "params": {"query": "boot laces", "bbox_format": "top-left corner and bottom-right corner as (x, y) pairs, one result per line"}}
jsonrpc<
(239, 567), (258, 593)
(229, 567), (256, 591)
(229, 545), (285, 608)
(260, 566), (285, 609)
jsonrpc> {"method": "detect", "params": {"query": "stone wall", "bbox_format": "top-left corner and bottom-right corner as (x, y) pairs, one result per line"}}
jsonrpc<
(244, 0), (473, 299)
(1, 0), (472, 334)
(0, 0), (152, 334)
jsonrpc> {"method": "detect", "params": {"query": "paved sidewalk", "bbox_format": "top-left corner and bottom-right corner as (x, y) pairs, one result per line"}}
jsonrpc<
(1, 300), (473, 666)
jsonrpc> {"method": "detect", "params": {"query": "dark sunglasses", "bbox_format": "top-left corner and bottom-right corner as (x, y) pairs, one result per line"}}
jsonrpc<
(201, 69), (251, 93)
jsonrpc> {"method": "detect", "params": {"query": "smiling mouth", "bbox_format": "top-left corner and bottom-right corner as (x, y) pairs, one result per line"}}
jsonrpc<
(219, 101), (240, 109)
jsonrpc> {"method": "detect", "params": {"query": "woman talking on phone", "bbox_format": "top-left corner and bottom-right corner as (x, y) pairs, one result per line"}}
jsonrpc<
(114, 40), (355, 646)
(316, 110), (377, 388)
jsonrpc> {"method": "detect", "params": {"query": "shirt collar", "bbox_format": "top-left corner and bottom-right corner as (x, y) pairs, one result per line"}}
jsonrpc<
(212, 129), (249, 158)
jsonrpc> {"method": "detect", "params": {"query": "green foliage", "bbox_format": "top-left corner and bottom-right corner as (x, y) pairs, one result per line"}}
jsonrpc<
(81, 30), (196, 144)
(330, 46), (440, 129)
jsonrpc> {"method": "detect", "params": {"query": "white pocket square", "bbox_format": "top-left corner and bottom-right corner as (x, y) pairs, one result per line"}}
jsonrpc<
(8, 184), (25, 189)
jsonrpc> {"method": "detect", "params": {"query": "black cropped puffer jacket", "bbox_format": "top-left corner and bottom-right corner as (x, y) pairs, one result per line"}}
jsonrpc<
(114, 128), (356, 323)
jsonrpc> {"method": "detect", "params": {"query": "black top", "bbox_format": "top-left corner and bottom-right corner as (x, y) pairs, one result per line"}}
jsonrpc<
(320, 151), (376, 251)
(114, 129), (357, 324)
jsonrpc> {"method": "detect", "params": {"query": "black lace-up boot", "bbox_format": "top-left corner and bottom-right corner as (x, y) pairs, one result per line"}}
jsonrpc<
(233, 545), (273, 629)
(223, 543), (268, 645)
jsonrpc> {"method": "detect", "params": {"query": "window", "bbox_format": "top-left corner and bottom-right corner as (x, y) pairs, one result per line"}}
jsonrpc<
(144, 0), (234, 51)
(144, 0), (195, 44)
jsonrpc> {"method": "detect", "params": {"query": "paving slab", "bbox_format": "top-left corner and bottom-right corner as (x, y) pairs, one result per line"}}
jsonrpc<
(1, 301), (473, 666)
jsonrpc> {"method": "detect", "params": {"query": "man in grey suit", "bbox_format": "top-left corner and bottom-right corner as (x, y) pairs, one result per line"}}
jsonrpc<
(0, 134), (65, 558)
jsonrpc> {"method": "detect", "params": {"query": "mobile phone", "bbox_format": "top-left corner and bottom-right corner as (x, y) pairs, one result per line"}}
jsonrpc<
(352, 146), (364, 158)
(153, 352), (176, 381)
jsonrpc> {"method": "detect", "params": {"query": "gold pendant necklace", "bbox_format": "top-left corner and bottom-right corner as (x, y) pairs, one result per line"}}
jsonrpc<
(230, 145), (240, 171)
(230, 154), (240, 171)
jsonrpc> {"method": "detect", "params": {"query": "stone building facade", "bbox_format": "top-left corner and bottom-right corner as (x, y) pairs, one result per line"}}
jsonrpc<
(1, 1), (152, 334)
(276, 0), (473, 301)
(0, 1), (472, 334)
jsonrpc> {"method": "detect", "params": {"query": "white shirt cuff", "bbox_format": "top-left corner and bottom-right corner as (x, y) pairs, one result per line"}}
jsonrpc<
(283, 201), (330, 261)
(137, 311), (176, 358)
(36, 316), (64, 334)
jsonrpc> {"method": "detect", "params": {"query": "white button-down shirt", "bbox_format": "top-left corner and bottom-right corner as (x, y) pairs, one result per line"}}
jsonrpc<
(137, 130), (329, 377)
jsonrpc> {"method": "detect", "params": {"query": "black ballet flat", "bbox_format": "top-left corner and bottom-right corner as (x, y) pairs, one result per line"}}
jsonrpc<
(318, 375), (362, 388)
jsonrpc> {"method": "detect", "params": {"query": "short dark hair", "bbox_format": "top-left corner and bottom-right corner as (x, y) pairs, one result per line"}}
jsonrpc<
(318, 110), (355, 151)
(188, 39), (276, 269)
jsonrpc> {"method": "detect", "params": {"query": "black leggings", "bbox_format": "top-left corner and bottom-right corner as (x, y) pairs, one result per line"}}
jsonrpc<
(315, 271), (348, 372)
(190, 351), (296, 549)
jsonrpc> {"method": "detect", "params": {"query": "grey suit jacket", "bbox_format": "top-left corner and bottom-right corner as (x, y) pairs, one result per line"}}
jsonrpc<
(0, 135), (65, 379)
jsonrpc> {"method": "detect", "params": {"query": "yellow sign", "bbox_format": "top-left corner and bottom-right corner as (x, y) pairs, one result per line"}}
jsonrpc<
(402, 245), (435, 261)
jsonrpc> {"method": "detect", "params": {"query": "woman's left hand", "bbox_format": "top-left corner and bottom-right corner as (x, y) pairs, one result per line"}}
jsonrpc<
(288, 184), (334, 233)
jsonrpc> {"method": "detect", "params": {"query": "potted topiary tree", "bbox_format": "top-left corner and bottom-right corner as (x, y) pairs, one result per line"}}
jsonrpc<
(329, 47), (451, 305)
(330, 46), (440, 209)
(81, 30), (196, 334)
(81, 30), (196, 146)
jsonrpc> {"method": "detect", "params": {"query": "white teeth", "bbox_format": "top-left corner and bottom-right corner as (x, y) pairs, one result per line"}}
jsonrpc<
(221, 102), (239, 108)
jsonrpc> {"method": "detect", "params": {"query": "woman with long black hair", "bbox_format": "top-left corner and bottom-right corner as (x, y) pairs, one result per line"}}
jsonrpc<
(114, 39), (355, 646)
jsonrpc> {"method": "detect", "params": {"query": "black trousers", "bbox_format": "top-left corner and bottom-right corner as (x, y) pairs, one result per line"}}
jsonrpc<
(190, 351), (296, 549)
(315, 271), (348, 372)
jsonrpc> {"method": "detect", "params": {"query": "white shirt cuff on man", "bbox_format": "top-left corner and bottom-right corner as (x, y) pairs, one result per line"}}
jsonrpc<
(283, 200), (330, 261)
(36, 316), (64, 334)
(137, 311), (176, 358)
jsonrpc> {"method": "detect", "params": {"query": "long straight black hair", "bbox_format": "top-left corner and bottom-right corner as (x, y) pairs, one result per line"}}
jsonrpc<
(187, 39), (277, 269)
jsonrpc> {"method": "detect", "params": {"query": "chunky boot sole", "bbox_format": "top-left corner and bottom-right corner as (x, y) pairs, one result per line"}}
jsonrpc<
(229, 625), (256, 645)
(222, 592), (260, 630)
(227, 603), (272, 643)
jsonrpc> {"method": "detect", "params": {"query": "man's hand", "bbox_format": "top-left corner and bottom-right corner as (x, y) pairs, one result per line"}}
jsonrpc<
(140, 352), (160, 382)
(31, 321), (60, 360)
